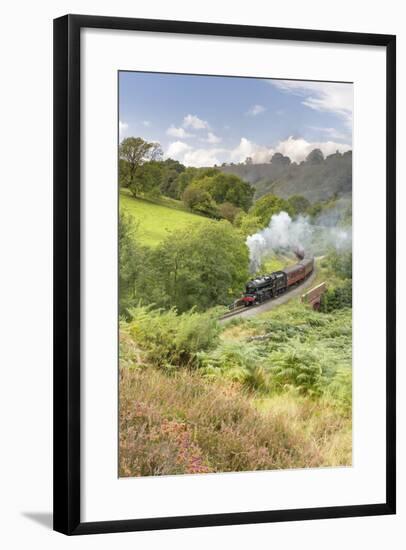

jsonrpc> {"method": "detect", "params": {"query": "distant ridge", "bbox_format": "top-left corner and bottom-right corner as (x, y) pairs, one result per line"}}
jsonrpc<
(219, 150), (352, 203)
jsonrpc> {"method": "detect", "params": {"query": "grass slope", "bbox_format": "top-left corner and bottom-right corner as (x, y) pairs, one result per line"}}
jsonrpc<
(120, 191), (213, 246)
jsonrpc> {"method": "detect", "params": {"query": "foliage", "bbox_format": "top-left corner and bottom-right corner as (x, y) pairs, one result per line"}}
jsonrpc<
(219, 301), (352, 410)
(327, 250), (352, 279)
(182, 171), (255, 215)
(182, 186), (218, 217)
(320, 280), (352, 312)
(129, 161), (163, 197)
(125, 306), (220, 369)
(119, 210), (145, 315)
(119, 137), (162, 194)
(191, 172), (255, 211)
(287, 194), (311, 215)
(198, 341), (269, 392)
(306, 201), (323, 219)
(143, 221), (250, 312)
(271, 152), (291, 166)
(219, 149), (352, 204)
(174, 167), (201, 199)
(268, 346), (325, 397)
(234, 212), (263, 237)
(248, 193), (294, 226)
(217, 202), (242, 223)
(158, 158), (185, 197)
(306, 148), (324, 164)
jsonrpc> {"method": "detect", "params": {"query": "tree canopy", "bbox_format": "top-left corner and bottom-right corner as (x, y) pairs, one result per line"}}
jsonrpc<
(248, 193), (294, 226)
(142, 222), (249, 312)
(183, 172), (254, 213)
(119, 137), (162, 195)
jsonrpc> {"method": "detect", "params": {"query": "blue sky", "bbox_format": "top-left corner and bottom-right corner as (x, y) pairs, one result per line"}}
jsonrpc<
(119, 72), (353, 166)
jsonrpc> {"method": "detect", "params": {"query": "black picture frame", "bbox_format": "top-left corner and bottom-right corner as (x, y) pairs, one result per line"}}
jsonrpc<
(53, 14), (396, 536)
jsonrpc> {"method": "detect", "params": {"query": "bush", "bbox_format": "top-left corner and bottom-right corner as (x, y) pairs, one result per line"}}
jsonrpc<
(218, 202), (242, 223)
(182, 186), (218, 217)
(268, 346), (325, 397)
(126, 306), (220, 369)
(198, 341), (269, 392)
(320, 280), (352, 312)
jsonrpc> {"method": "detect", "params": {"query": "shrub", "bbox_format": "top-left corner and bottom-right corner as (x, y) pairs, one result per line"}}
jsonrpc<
(218, 202), (242, 223)
(320, 280), (352, 312)
(268, 345), (325, 397)
(126, 306), (220, 369)
(198, 341), (269, 392)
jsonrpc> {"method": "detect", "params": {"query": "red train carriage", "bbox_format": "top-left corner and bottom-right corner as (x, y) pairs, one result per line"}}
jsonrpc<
(284, 263), (305, 287)
(300, 257), (314, 278)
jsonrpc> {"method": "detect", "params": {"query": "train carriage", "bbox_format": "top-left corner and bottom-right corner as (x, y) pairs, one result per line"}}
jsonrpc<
(284, 263), (306, 287)
(300, 257), (314, 277)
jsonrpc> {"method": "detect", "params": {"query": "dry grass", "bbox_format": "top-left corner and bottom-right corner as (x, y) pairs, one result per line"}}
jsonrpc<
(119, 367), (351, 477)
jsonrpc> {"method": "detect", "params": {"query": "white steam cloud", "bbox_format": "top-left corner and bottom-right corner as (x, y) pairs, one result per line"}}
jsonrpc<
(246, 211), (351, 272)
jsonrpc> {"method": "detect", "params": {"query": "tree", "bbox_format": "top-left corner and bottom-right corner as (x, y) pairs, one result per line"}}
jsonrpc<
(159, 158), (185, 198)
(146, 221), (249, 312)
(174, 167), (201, 199)
(182, 186), (218, 217)
(306, 148), (324, 165)
(234, 213), (263, 237)
(287, 195), (311, 215)
(271, 152), (291, 166)
(218, 202), (242, 223)
(249, 193), (294, 226)
(119, 210), (145, 316)
(129, 161), (163, 198)
(119, 137), (162, 195)
(306, 202), (323, 219)
(188, 172), (254, 211)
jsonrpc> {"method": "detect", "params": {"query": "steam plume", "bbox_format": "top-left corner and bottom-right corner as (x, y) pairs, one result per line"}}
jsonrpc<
(246, 211), (351, 272)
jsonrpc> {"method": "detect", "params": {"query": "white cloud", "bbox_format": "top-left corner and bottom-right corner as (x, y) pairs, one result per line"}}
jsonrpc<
(204, 132), (222, 144)
(183, 148), (223, 167)
(166, 141), (223, 167)
(271, 80), (353, 127)
(119, 120), (128, 138)
(275, 136), (351, 163)
(246, 104), (266, 116)
(183, 114), (209, 130)
(142, 120), (150, 127)
(166, 141), (192, 158)
(166, 126), (194, 138)
(230, 138), (271, 163)
(166, 136), (351, 167)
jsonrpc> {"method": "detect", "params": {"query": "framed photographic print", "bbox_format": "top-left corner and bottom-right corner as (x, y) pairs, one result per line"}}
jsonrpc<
(53, 14), (396, 535)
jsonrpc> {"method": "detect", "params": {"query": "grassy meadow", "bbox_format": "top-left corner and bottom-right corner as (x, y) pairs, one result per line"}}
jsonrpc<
(120, 189), (213, 247)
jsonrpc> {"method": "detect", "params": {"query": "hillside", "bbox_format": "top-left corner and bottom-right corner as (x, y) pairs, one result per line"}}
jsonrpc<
(220, 150), (352, 203)
(120, 191), (213, 246)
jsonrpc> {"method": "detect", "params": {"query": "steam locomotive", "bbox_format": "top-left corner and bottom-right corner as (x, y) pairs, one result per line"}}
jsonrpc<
(242, 257), (314, 306)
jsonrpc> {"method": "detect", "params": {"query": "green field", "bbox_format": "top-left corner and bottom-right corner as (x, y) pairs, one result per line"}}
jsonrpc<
(120, 191), (213, 246)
